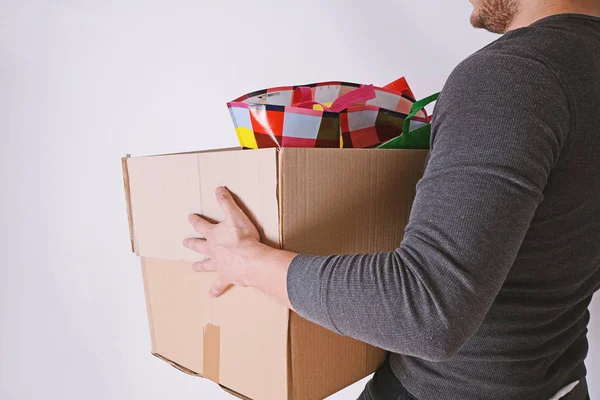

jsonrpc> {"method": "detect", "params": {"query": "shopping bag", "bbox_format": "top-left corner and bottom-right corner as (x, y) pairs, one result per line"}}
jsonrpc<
(227, 77), (430, 149)
(378, 92), (440, 149)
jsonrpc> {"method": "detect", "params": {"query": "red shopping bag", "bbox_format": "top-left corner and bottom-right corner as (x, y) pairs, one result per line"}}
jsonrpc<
(227, 77), (429, 149)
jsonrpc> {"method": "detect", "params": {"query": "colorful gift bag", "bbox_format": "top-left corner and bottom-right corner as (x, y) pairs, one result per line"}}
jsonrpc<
(227, 78), (431, 149)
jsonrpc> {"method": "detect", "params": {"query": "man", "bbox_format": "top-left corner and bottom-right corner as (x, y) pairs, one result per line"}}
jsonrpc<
(183, 1), (600, 399)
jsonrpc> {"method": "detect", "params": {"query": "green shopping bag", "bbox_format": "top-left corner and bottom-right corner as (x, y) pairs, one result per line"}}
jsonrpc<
(378, 92), (440, 149)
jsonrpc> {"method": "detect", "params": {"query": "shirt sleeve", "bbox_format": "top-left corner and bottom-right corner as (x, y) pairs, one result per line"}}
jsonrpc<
(286, 51), (570, 362)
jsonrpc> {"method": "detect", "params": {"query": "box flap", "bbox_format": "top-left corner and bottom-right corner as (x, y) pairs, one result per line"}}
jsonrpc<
(141, 257), (289, 400)
(122, 155), (136, 253)
(279, 148), (427, 399)
(144, 146), (241, 158)
(126, 148), (280, 261)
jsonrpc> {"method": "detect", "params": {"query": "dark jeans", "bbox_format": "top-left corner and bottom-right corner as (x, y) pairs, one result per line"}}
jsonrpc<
(357, 357), (589, 400)
(357, 357), (417, 400)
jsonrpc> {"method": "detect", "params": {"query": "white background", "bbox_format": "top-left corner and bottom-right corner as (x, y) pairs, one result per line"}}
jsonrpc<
(1, 1), (597, 399)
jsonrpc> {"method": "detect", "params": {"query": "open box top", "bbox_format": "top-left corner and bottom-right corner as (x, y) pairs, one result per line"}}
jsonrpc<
(123, 147), (428, 261)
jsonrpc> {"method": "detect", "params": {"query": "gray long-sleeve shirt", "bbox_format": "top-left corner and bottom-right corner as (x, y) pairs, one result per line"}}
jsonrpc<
(287, 14), (600, 400)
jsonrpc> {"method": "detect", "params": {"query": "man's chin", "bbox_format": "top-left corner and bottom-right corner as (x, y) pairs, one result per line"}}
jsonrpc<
(468, 0), (519, 34)
(470, 11), (508, 34)
(470, 11), (483, 29)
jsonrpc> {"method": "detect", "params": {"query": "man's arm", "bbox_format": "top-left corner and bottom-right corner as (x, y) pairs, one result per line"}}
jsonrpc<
(185, 50), (570, 362)
(284, 52), (570, 361)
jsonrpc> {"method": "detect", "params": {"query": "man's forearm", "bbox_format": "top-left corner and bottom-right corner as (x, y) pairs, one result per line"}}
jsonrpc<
(244, 242), (297, 310)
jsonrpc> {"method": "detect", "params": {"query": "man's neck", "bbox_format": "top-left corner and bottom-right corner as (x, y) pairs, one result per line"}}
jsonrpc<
(507, 0), (600, 31)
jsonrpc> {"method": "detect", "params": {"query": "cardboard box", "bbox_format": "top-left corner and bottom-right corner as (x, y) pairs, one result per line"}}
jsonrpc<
(122, 147), (428, 400)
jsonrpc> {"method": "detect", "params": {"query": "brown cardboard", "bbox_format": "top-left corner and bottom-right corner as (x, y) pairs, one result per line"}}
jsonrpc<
(279, 149), (422, 399)
(124, 147), (428, 400)
(126, 148), (280, 261)
(279, 148), (425, 255)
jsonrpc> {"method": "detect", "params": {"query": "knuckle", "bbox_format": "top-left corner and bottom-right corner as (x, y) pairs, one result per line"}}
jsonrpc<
(218, 192), (230, 203)
(192, 240), (204, 252)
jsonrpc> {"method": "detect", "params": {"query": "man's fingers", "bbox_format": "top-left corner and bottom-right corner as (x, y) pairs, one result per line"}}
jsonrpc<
(192, 258), (215, 273)
(215, 186), (246, 222)
(182, 238), (209, 255)
(209, 277), (231, 298)
(188, 213), (214, 235)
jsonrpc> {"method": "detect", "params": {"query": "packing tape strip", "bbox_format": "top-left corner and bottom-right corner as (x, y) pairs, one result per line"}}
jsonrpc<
(203, 324), (221, 383)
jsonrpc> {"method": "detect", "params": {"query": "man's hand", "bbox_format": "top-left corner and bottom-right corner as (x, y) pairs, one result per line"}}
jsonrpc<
(183, 186), (297, 309)
(182, 186), (264, 297)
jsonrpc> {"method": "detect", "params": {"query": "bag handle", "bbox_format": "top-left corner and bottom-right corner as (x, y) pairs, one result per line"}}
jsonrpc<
(292, 86), (313, 105)
(402, 92), (440, 135)
(293, 85), (377, 113)
(330, 85), (376, 112)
